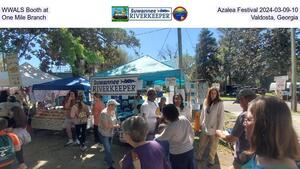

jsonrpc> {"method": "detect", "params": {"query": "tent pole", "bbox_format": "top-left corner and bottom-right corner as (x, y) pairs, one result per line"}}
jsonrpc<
(177, 28), (183, 89)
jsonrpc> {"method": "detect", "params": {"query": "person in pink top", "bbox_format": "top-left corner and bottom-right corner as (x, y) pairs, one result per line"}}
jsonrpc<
(92, 93), (105, 151)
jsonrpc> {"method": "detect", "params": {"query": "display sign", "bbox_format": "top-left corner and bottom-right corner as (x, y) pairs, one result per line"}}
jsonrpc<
(199, 81), (209, 107)
(165, 77), (176, 87)
(274, 75), (288, 90)
(6, 54), (21, 86)
(0, 72), (10, 86)
(275, 79), (286, 91)
(91, 76), (138, 95)
(212, 83), (220, 90)
(274, 75), (288, 81)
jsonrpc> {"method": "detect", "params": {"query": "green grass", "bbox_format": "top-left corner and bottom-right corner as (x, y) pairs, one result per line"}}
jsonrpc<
(224, 112), (237, 129)
(265, 92), (276, 96)
(220, 96), (236, 101)
(292, 110), (300, 115)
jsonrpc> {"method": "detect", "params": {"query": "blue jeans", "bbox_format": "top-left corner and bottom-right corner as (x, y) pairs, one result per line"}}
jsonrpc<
(93, 125), (102, 144)
(99, 133), (113, 167)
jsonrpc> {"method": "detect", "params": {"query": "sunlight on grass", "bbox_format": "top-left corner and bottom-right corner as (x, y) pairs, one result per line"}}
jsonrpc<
(81, 154), (95, 160)
(292, 111), (300, 115)
(220, 96), (236, 101)
(265, 92), (275, 96)
(90, 143), (99, 149)
(33, 160), (48, 169)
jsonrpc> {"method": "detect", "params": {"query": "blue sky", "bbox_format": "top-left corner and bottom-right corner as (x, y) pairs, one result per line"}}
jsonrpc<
(125, 28), (220, 61)
(20, 28), (220, 70)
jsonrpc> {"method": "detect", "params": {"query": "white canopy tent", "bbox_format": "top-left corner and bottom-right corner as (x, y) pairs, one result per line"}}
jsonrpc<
(20, 62), (60, 87)
(0, 62), (60, 87)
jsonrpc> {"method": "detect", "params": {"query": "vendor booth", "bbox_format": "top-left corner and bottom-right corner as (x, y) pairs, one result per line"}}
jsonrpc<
(94, 56), (184, 87)
(31, 77), (90, 130)
(0, 62), (61, 123)
(91, 56), (185, 120)
(91, 56), (186, 142)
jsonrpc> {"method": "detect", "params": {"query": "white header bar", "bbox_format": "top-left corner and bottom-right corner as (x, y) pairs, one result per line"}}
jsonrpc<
(0, 0), (300, 28)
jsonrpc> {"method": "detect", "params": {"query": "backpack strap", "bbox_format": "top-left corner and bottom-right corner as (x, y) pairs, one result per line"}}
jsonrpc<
(0, 134), (15, 168)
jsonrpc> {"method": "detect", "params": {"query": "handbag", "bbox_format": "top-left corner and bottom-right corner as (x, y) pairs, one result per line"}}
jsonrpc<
(131, 150), (141, 169)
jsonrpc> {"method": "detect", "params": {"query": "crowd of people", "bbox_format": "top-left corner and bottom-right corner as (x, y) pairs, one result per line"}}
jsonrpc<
(119, 87), (300, 169)
(0, 90), (31, 169)
(0, 87), (300, 169)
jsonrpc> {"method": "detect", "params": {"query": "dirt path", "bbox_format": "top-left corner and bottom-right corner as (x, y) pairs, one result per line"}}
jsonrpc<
(23, 130), (234, 169)
(292, 113), (300, 141)
(24, 130), (129, 169)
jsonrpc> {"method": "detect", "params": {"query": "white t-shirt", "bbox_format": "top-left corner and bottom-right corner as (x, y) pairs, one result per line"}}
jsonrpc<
(141, 100), (158, 133)
(155, 116), (194, 154)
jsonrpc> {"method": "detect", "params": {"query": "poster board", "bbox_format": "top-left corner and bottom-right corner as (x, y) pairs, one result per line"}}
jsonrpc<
(274, 75), (288, 91)
(91, 76), (138, 95)
(6, 54), (21, 86)
(165, 77), (176, 87)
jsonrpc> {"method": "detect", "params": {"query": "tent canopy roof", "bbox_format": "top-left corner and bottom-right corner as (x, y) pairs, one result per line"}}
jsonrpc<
(20, 63), (60, 87)
(96, 56), (176, 76)
(95, 56), (183, 81)
(32, 76), (90, 91)
(0, 62), (60, 87)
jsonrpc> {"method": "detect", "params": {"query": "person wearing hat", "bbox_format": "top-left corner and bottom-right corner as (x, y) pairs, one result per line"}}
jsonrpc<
(98, 99), (120, 169)
(216, 89), (257, 169)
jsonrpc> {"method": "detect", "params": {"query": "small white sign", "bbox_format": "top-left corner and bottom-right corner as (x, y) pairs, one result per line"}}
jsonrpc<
(275, 79), (286, 91)
(274, 75), (288, 81)
(0, 72), (10, 86)
(165, 77), (176, 87)
(274, 75), (288, 91)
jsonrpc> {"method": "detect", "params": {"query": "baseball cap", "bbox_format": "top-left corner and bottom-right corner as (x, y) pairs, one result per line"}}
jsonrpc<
(106, 99), (120, 106)
(234, 89), (256, 104)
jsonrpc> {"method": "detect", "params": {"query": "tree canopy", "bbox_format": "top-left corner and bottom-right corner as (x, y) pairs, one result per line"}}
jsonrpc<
(0, 28), (140, 75)
(195, 28), (221, 84)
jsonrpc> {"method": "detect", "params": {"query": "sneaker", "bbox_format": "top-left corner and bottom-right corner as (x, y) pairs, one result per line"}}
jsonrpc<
(64, 139), (73, 146)
(98, 144), (104, 152)
(80, 145), (88, 151)
(17, 163), (28, 169)
(75, 139), (80, 145)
